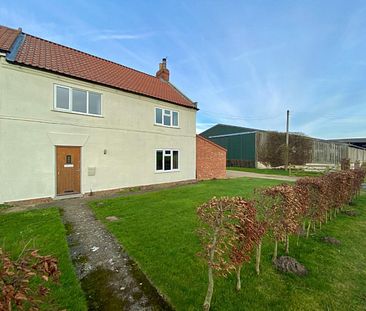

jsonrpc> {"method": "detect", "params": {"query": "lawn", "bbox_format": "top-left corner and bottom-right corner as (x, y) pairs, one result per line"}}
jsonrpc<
(0, 208), (87, 310)
(90, 178), (366, 311)
(228, 166), (323, 177)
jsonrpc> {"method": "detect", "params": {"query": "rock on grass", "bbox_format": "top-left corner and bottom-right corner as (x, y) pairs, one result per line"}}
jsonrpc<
(322, 236), (341, 245)
(106, 216), (119, 222)
(341, 210), (359, 216)
(273, 256), (308, 276)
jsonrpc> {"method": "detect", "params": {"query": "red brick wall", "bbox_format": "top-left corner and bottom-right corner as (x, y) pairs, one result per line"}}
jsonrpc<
(196, 135), (227, 180)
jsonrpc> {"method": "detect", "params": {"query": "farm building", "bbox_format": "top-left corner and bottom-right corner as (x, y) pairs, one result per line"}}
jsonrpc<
(328, 138), (366, 149)
(201, 124), (366, 168)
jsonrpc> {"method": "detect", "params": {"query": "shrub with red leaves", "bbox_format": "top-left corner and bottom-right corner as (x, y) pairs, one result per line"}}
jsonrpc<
(197, 197), (239, 311)
(262, 184), (305, 259)
(197, 197), (262, 310)
(252, 190), (277, 275)
(296, 177), (330, 235)
(296, 169), (365, 236)
(196, 168), (365, 303)
(229, 200), (264, 290)
(0, 247), (60, 311)
(353, 169), (366, 197)
(327, 171), (354, 209)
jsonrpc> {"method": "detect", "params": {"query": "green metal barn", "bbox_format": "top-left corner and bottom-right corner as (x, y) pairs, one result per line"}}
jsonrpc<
(200, 124), (259, 167)
(201, 124), (366, 168)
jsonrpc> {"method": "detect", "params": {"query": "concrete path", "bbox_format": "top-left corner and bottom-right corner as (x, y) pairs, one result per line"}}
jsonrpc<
(226, 169), (299, 182)
(58, 198), (172, 310)
(3, 196), (172, 310)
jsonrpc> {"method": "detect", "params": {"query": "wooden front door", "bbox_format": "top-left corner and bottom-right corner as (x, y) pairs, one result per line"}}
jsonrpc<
(56, 146), (81, 195)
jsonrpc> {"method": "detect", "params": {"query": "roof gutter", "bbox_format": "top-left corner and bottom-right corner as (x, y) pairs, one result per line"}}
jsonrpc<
(209, 131), (257, 139)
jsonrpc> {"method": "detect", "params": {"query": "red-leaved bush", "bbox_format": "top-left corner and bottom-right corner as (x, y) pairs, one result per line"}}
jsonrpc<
(262, 184), (305, 259)
(229, 200), (263, 290)
(197, 197), (262, 309)
(296, 177), (330, 236)
(0, 247), (60, 311)
(197, 169), (365, 306)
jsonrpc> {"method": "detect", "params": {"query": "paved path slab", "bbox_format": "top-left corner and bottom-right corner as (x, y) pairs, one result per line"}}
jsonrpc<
(226, 170), (299, 182)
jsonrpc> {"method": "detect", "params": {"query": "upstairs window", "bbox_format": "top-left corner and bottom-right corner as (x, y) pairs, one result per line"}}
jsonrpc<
(155, 107), (179, 127)
(55, 86), (69, 110)
(89, 92), (102, 115)
(172, 111), (179, 126)
(72, 89), (87, 113)
(163, 110), (171, 126)
(156, 149), (179, 172)
(54, 85), (102, 116)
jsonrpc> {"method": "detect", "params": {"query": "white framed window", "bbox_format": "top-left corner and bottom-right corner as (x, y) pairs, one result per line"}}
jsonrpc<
(156, 149), (179, 172)
(172, 111), (179, 126)
(155, 107), (179, 127)
(54, 84), (102, 116)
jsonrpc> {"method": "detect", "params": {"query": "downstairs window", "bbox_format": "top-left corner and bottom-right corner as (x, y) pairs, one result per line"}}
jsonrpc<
(156, 149), (179, 172)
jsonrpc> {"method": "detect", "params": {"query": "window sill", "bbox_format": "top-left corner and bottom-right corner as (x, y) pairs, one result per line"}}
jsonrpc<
(52, 109), (104, 118)
(155, 170), (180, 174)
(154, 123), (180, 129)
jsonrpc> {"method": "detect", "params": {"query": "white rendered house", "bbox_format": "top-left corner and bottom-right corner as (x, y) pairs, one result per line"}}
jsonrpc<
(0, 25), (197, 204)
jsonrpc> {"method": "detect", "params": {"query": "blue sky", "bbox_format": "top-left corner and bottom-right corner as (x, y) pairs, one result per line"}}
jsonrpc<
(1, 1), (365, 138)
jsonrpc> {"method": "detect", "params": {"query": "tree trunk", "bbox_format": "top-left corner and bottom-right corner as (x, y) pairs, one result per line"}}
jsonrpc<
(325, 211), (328, 224)
(255, 241), (262, 275)
(272, 240), (278, 262)
(306, 221), (311, 238)
(203, 228), (218, 311)
(236, 265), (242, 291)
(203, 267), (214, 311)
(285, 235), (289, 254)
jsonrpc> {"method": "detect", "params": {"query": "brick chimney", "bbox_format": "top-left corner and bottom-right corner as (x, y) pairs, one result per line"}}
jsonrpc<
(156, 58), (169, 82)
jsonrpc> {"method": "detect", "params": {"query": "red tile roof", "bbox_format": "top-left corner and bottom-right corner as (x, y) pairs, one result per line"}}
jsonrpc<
(0, 26), (20, 52)
(1, 25), (196, 109)
(196, 134), (227, 152)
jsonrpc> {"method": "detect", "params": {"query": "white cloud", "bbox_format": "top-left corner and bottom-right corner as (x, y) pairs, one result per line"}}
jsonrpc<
(92, 33), (154, 41)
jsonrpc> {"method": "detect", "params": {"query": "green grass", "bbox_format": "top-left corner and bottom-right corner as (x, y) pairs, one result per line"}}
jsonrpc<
(0, 208), (87, 310)
(228, 166), (323, 177)
(90, 178), (366, 311)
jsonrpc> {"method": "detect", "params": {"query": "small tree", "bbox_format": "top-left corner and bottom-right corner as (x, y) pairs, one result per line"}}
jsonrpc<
(341, 158), (350, 170)
(197, 197), (239, 311)
(252, 190), (275, 275)
(296, 177), (329, 235)
(262, 184), (304, 259)
(353, 168), (366, 198)
(229, 199), (263, 290)
(327, 171), (353, 215)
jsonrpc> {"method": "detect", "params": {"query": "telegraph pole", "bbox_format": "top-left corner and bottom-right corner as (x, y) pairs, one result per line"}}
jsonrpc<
(285, 110), (290, 171)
